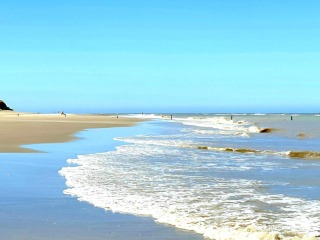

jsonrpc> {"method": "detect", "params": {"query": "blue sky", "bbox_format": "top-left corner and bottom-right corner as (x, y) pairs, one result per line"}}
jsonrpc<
(0, 0), (319, 113)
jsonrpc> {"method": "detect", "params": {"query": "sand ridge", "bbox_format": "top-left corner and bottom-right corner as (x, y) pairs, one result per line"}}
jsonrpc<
(0, 111), (142, 153)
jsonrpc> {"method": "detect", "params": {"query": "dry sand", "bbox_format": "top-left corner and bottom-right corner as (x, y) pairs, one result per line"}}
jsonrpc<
(0, 111), (142, 153)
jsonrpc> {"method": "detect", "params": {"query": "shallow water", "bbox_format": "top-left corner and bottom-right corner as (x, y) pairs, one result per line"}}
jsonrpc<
(0, 126), (203, 240)
(60, 114), (320, 240)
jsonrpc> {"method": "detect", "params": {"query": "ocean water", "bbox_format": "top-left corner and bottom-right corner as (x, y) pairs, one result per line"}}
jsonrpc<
(0, 126), (204, 240)
(60, 114), (320, 240)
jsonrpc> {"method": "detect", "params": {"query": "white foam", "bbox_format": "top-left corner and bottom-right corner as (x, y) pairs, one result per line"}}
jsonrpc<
(251, 113), (267, 116)
(248, 126), (260, 133)
(171, 116), (260, 137)
(126, 115), (262, 138)
(125, 114), (163, 119)
(60, 142), (320, 240)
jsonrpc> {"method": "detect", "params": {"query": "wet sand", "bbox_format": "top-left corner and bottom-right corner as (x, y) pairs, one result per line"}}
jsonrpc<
(0, 111), (141, 152)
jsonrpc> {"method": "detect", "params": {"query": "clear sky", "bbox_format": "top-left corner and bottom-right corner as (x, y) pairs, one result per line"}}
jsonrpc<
(1, 0), (319, 113)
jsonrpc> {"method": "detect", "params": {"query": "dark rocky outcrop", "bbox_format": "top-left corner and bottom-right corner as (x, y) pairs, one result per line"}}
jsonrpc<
(0, 100), (13, 110)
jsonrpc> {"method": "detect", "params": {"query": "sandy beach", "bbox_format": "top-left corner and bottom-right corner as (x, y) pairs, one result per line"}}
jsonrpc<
(0, 111), (141, 153)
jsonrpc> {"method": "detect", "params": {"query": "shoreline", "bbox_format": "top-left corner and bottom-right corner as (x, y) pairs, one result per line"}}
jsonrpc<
(0, 111), (142, 153)
(0, 119), (204, 240)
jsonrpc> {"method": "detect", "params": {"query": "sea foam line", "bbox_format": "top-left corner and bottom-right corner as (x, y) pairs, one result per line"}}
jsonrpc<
(115, 136), (320, 160)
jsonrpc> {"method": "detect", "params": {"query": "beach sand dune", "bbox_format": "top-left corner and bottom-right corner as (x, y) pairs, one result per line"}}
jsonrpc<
(0, 111), (141, 153)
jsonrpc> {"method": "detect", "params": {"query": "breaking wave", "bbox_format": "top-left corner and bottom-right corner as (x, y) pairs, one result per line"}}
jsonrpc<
(60, 142), (320, 240)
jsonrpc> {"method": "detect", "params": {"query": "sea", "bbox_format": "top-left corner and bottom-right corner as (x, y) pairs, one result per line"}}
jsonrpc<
(59, 114), (320, 240)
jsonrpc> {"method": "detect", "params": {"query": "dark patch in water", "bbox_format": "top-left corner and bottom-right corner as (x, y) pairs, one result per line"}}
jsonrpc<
(296, 133), (307, 139)
(198, 146), (208, 150)
(289, 151), (320, 160)
(234, 148), (258, 153)
(195, 145), (320, 161)
(259, 128), (273, 133)
(224, 148), (258, 153)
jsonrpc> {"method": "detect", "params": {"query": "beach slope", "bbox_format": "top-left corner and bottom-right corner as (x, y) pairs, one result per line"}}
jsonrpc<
(0, 111), (141, 153)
